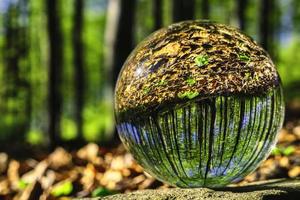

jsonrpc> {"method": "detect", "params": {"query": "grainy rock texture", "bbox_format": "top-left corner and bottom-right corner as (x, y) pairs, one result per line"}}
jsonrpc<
(80, 179), (300, 200)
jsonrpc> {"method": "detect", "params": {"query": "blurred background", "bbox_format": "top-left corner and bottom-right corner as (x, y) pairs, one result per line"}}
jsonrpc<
(1, 0), (300, 199)
(0, 0), (299, 149)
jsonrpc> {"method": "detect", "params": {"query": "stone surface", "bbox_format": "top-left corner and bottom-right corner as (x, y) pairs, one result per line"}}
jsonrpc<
(78, 179), (300, 200)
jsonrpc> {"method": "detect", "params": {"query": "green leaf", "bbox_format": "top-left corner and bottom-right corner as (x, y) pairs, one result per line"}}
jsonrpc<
(271, 147), (282, 156)
(18, 179), (28, 190)
(155, 79), (167, 86)
(239, 53), (250, 62)
(51, 181), (73, 197)
(92, 187), (115, 197)
(194, 54), (209, 67)
(271, 146), (295, 156)
(186, 77), (196, 86)
(143, 87), (151, 94)
(283, 146), (295, 156)
(178, 91), (199, 99)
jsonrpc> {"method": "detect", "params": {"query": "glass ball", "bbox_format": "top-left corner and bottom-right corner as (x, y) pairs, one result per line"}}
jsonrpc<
(114, 21), (285, 188)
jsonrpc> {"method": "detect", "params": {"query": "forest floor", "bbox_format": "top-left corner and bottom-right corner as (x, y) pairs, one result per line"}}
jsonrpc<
(0, 119), (300, 200)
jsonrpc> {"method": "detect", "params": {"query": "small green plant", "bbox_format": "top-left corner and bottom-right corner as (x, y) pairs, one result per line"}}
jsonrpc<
(195, 54), (209, 67)
(18, 179), (28, 190)
(92, 187), (115, 197)
(178, 91), (199, 99)
(186, 77), (196, 86)
(51, 181), (73, 197)
(244, 72), (251, 79)
(239, 53), (250, 62)
(271, 146), (295, 156)
(143, 87), (151, 94)
(155, 79), (168, 86)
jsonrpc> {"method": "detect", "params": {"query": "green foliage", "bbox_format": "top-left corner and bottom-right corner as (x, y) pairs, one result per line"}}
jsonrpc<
(143, 87), (151, 94)
(61, 118), (77, 140)
(135, 0), (153, 43)
(92, 187), (115, 197)
(26, 130), (44, 145)
(155, 79), (168, 86)
(195, 55), (209, 67)
(238, 53), (250, 62)
(83, 101), (114, 142)
(51, 181), (73, 197)
(178, 91), (199, 99)
(283, 146), (296, 156)
(271, 146), (295, 156)
(278, 38), (300, 86)
(186, 77), (196, 86)
(18, 179), (28, 190)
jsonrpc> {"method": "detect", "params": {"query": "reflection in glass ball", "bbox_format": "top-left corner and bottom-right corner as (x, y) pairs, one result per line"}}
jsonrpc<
(114, 21), (285, 188)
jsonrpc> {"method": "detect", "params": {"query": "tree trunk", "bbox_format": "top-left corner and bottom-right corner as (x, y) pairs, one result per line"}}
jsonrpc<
(172, 0), (195, 22)
(153, 0), (162, 30)
(237, 0), (248, 31)
(46, 0), (63, 149)
(18, 0), (31, 138)
(73, 0), (85, 141)
(3, 1), (31, 141)
(259, 0), (277, 59)
(202, 0), (210, 19)
(259, 0), (270, 51)
(4, 4), (19, 98)
(104, 0), (136, 145)
(292, 0), (300, 32)
(112, 0), (136, 87)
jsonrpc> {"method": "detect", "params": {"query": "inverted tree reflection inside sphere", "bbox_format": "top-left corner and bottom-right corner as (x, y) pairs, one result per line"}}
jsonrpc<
(114, 21), (285, 188)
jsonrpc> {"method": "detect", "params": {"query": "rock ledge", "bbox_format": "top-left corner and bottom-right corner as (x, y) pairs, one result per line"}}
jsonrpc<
(80, 179), (300, 200)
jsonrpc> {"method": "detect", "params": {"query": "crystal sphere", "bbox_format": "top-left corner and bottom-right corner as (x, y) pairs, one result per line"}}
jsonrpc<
(114, 21), (285, 188)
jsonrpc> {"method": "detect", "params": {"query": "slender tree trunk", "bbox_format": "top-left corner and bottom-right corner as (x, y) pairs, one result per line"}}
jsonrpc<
(172, 0), (195, 22)
(18, 0), (31, 137)
(3, 1), (31, 141)
(202, 0), (210, 19)
(153, 0), (162, 30)
(105, 0), (136, 145)
(46, 0), (63, 148)
(259, 0), (270, 51)
(292, 0), (300, 32)
(73, 0), (85, 141)
(104, 0), (120, 86)
(237, 0), (248, 31)
(259, 0), (277, 59)
(3, 4), (20, 141)
(112, 0), (136, 87)
(5, 4), (19, 98)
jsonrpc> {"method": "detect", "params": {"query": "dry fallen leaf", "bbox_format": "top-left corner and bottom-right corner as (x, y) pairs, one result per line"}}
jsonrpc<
(0, 153), (8, 174)
(48, 147), (72, 169)
(288, 166), (300, 178)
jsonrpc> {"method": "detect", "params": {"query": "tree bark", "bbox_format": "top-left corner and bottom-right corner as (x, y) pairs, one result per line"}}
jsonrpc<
(4, 4), (19, 98)
(259, 0), (270, 51)
(153, 0), (162, 30)
(2, 1), (32, 141)
(237, 0), (248, 31)
(292, 0), (300, 32)
(259, 0), (277, 59)
(73, 0), (85, 141)
(46, 0), (63, 148)
(172, 0), (195, 22)
(112, 0), (136, 87)
(202, 0), (210, 19)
